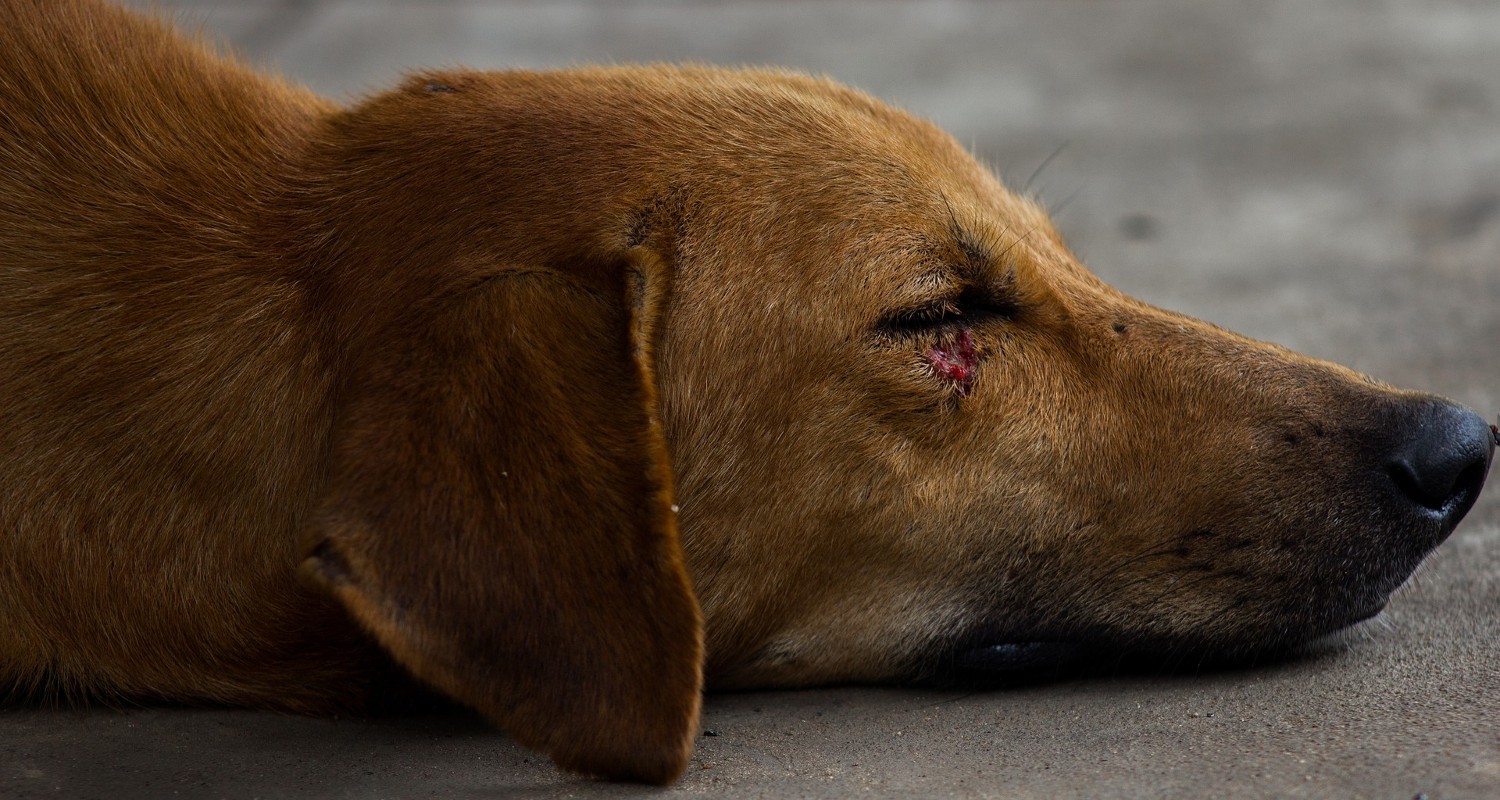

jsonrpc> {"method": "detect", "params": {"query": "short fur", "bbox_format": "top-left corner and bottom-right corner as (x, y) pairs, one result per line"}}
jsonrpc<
(0, 0), (1488, 784)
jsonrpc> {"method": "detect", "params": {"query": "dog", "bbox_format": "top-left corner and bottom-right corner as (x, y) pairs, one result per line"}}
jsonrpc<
(1, 0), (1493, 785)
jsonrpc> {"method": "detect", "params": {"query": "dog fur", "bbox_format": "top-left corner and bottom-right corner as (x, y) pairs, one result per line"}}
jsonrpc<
(1, 0), (1490, 784)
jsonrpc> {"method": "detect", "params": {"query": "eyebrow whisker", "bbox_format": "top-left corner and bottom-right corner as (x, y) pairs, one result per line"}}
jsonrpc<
(1023, 139), (1072, 194)
(997, 225), (1042, 262)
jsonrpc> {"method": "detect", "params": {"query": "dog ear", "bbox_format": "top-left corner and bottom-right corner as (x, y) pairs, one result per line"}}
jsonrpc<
(303, 247), (702, 784)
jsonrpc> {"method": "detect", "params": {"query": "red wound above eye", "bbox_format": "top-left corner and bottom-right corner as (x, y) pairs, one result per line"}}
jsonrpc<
(925, 328), (980, 395)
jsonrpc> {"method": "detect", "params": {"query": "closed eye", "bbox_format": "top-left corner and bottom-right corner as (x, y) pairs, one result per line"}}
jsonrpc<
(879, 285), (1016, 337)
(886, 297), (962, 329)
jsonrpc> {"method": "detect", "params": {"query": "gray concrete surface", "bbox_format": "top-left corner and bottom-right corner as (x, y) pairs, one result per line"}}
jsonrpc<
(5, 0), (1500, 797)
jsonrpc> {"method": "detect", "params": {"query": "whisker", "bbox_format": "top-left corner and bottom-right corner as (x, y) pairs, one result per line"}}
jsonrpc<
(1023, 139), (1071, 194)
(997, 225), (1042, 261)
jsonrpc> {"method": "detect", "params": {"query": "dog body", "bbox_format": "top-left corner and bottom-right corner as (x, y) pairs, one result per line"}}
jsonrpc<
(0, 0), (369, 708)
(1, 0), (1492, 783)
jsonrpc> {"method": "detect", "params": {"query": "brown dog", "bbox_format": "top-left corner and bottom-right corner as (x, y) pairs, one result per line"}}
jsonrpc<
(0, 0), (1492, 785)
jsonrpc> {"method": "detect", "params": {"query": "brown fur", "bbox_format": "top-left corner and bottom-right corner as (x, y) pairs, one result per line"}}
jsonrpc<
(0, 0), (1488, 784)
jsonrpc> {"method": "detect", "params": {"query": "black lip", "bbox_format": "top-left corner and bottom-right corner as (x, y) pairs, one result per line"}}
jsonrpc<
(934, 597), (1392, 687)
(951, 641), (1093, 674)
(926, 640), (1108, 687)
(1339, 597), (1388, 628)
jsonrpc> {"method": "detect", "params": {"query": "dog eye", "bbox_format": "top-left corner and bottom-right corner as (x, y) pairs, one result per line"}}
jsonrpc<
(881, 287), (1014, 335)
(888, 298), (963, 329)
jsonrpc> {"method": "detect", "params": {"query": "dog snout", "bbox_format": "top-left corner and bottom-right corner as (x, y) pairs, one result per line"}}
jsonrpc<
(1384, 400), (1493, 528)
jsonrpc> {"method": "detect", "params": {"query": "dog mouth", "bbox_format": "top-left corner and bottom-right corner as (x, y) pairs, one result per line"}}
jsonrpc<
(928, 638), (1147, 687)
(948, 641), (1096, 676)
(930, 596), (1393, 686)
(927, 495), (1467, 686)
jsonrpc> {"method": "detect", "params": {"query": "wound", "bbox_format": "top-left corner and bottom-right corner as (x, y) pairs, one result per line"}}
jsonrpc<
(424, 80), (457, 93)
(925, 328), (980, 396)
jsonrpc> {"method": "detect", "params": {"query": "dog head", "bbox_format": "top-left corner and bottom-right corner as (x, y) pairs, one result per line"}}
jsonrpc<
(297, 66), (1492, 781)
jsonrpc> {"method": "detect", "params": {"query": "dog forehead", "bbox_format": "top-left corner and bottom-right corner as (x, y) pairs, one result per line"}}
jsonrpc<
(411, 66), (1031, 234)
(509, 66), (975, 181)
(644, 126), (1064, 326)
(414, 67), (1072, 307)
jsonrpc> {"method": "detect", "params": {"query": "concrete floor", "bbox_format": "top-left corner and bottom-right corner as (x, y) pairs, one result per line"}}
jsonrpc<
(6, 0), (1500, 797)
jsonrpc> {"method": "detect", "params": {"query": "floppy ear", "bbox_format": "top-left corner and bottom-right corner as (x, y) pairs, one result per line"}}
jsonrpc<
(303, 247), (702, 784)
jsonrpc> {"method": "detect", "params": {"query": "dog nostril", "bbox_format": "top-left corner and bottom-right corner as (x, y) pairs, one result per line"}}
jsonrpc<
(1388, 459), (1486, 512)
(1386, 403), (1494, 514)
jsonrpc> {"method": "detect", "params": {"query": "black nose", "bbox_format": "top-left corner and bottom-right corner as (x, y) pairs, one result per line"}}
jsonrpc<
(1386, 401), (1494, 519)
